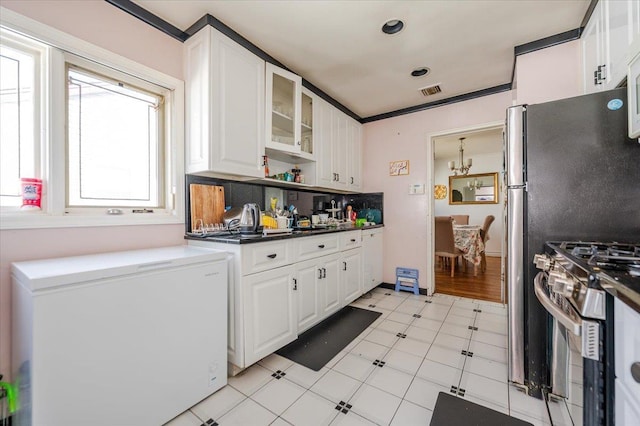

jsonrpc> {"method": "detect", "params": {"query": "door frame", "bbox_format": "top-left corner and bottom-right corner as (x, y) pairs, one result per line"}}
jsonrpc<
(426, 120), (504, 298)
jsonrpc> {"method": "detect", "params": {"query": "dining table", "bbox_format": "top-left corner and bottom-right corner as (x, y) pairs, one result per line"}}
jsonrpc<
(453, 224), (485, 276)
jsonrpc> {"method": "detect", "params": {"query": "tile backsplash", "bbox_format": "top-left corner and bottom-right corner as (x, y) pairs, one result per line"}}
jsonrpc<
(185, 175), (383, 231)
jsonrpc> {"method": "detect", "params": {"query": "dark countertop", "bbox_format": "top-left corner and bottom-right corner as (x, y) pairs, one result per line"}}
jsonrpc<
(184, 224), (384, 245)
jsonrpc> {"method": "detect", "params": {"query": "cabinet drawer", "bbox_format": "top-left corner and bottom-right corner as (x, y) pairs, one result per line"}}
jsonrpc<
(339, 230), (361, 250)
(295, 234), (339, 262)
(241, 240), (293, 275)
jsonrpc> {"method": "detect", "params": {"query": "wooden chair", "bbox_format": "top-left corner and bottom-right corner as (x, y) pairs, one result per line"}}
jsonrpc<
(479, 215), (495, 272)
(435, 216), (465, 277)
(451, 215), (469, 225)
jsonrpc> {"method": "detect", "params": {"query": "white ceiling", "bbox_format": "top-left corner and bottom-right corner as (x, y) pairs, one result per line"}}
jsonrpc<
(132, 0), (590, 119)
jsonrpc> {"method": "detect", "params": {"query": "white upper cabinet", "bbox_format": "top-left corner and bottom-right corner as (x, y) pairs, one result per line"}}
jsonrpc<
(608, 0), (631, 86)
(332, 109), (349, 190)
(316, 97), (335, 188)
(583, 0), (633, 93)
(184, 26), (362, 191)
(315, 97), (362, 192)
(347, 117), (363, 192)
(265, 64), (314, 161)
(301, 88), (315, 159)
(185, 26), (265, 178)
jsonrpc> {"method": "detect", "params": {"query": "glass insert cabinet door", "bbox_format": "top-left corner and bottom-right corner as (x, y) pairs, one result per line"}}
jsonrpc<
(266, 63), (301, 154)
(265, 63), (314, 159)
(300, 89), (313, 156)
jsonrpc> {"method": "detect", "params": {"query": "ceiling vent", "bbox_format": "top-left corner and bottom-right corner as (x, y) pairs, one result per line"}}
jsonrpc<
(419, 84), (442, 97)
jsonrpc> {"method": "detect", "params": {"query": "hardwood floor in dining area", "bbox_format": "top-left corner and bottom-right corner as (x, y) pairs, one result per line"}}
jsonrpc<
(435, 255), (503, 303)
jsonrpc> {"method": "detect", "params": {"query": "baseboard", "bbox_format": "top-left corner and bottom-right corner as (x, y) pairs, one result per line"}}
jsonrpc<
(378, 282), (429, 296)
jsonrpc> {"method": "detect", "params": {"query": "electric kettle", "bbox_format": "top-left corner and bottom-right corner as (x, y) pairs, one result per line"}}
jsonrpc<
(239, 203), (260, 234)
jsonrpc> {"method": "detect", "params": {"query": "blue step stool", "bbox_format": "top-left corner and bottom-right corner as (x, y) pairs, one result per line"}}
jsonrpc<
(395, 267), (420, 295)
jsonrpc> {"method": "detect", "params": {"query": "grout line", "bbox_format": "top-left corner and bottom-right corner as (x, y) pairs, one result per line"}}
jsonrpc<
(198, 293), (512, 426)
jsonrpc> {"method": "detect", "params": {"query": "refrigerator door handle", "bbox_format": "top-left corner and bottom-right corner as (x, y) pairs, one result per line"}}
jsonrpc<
(506, 105), (525, 187)
(507, 187), (525, 385)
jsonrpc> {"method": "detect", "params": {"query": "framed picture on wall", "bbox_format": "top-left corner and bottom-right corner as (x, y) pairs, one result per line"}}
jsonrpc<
(389, 160), (409, 176)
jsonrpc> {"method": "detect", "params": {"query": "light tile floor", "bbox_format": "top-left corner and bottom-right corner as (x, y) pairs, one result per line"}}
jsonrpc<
(165, 289), (571, 426)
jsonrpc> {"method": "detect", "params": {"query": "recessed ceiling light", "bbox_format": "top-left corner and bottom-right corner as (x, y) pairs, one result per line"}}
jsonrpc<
(382, 19), (404, 35)
(411, 67), (430, 77)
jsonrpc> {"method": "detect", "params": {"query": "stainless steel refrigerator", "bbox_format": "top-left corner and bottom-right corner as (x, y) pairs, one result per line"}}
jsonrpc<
(504, 88), (640, 398)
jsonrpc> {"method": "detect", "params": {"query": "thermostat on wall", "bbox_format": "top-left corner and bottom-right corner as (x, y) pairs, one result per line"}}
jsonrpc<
(409, 184), (425, 195)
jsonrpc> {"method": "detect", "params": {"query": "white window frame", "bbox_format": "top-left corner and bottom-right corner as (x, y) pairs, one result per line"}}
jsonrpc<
(0, 7), (184, 229)
(64, 55), (167, 211)
(0, 30), (45, 210)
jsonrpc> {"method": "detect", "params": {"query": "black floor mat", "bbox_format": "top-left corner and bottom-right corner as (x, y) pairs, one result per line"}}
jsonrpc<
(430, 392), (533, 425)
(276, 306), (382, 371)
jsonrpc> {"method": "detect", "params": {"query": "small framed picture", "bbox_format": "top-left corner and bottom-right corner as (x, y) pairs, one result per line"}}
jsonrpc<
(434, 184), (447, 199)
(389, 160), (409, 176)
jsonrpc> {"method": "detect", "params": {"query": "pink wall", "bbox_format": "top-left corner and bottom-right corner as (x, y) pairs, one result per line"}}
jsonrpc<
(514, 40), (582, 104)
(360, 40), (583, 291)
(362, 92), (513, 289)
(1, 0), (184, 79)
(0, 1), (185, 380)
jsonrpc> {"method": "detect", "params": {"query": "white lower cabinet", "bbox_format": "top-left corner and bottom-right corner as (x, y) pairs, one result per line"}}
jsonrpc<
(341, 248), (362, 305)
(188, 230), (376, 373)
(319, 254), (342, 319)
(244, 265), (297, 366)
(295, 258), (321, 332)
(296, 253), (341, 333)
(362, 227), (384, 293)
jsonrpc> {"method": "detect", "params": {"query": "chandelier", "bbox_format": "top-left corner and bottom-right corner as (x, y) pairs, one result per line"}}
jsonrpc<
(448, 137), (472, 175)
(467, 178), (482, 190)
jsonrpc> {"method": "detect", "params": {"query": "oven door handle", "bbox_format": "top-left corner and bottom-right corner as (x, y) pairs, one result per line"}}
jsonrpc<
(533, 272), (582, 336)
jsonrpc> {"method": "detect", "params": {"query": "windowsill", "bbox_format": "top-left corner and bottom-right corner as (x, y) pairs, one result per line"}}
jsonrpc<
(0, 211), (184, 230)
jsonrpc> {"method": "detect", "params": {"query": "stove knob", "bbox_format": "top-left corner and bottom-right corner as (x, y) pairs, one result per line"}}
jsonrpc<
(562, 279), (575, 298)
(548, 270), (565, 286)
(548, 271), (574, 297)
(534, 254), (551, 271)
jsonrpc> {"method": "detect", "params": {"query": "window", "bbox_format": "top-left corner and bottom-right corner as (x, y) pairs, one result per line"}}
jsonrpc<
(66, 60), (166, 208)
(0, 32), (41, 208)
(0, 11), (184, 229)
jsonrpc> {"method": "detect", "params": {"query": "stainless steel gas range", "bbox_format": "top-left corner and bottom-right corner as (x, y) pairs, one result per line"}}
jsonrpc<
(533, 241), (640, 426)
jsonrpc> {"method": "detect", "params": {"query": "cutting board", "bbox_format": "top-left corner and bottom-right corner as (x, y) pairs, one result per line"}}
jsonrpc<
(190, 184), (225, 231)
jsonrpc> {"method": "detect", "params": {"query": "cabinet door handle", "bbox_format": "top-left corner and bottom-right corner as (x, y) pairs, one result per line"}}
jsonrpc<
(337, 173), (340, 181)
(632, 362), (640, 383)
(267, 253), (277, 259)
(293, 278), (297, 290)
(343, 261), (347, 271)
(297, 140), (301, 146)
(318, 269), (323, 279)
(318, 244), (325, 249)
(350, 239), (356, 242)
(322, 268), (327, 278)
(597, 64), (607, 81)
(351, 177), (354, 184)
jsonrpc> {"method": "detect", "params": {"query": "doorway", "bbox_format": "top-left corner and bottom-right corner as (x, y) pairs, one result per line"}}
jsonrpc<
(427, 123), (505, 303)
